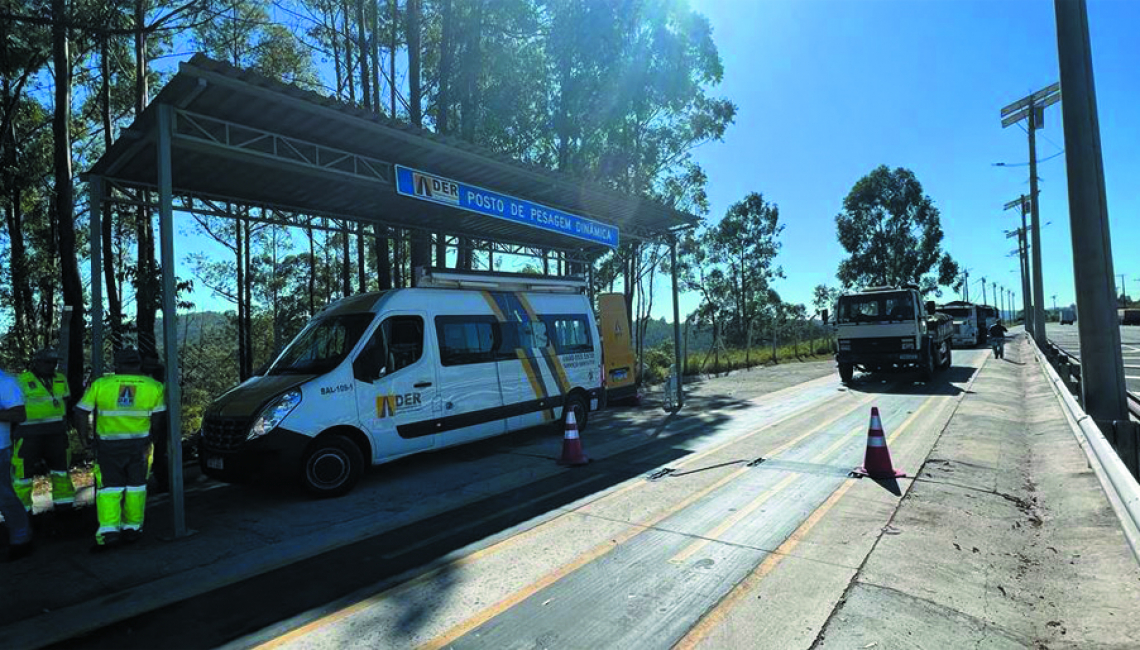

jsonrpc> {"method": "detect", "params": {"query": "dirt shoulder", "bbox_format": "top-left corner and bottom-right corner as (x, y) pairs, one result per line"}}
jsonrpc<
(814, 335), (1140, 649)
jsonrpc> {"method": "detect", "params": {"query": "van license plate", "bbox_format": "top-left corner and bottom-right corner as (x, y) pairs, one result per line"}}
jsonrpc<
(206, 456), (224, 470)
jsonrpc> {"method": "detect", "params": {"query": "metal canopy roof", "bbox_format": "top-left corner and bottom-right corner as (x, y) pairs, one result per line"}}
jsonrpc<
(88, 55), (698, 257)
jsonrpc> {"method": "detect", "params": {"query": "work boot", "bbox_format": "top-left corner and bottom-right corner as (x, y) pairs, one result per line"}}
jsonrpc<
(91, 531), (122, 554)
(121, 529), (142, 544)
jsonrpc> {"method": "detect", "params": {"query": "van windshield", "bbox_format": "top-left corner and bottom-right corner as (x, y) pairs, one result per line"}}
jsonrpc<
(267, 313), (374, 375)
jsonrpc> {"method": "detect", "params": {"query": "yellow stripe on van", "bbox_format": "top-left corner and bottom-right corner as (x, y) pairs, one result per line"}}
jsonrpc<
(515, 292), (572, 395)
(480, 291), (508, 321)
(516, 350), (554, 421)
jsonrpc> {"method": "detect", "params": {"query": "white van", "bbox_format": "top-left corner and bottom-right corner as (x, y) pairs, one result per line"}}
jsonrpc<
(199, 269), (604, 497)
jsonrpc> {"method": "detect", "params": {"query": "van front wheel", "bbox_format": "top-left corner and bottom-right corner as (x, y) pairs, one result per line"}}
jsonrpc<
(301, 434), (363, 498)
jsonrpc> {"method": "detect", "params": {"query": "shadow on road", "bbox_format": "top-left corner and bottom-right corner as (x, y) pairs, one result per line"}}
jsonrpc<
(844, 365), (975, 397)
(35, 388), (768, 649)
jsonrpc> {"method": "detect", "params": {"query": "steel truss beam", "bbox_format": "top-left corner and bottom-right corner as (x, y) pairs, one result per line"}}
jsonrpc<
(174, 109), (393, 186)
(97, 182), (593, 264)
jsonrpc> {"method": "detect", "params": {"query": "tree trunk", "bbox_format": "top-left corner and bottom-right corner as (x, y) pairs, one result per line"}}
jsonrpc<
(100, 37), (123, 353)
(459, 0), (482, 142)
(406, 0), (421, 125)
(235, 209), (247, 380)
(331, 7), (343, 99)
(436, 0), (454, 133)
(52, 0), (83, 393)
(375, 224), (391, 289)
(307, 222), (316, 315)
(392, 230), (403, 288)
(434, 233), (446, 268)
(404, 0), (429, 282)
(343, 4), (355, 104)
(370, 0), (380, 112)
(355, 0), (371, 110)
(134, 0), (157, 358)
(243, 216), (253, 374)
(389, 0), (397, 116)
(341, 226), (351, 295)
(356, 222), (365, 291)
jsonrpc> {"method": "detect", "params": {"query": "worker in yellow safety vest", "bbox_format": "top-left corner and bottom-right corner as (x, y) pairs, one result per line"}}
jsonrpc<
(76, 348), (165, 551)
(13, 348), (76, 514)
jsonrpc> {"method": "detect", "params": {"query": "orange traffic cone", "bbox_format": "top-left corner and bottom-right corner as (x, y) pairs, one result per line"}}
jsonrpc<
(558, 410), (590, 466)
(853, 407), (906, 479)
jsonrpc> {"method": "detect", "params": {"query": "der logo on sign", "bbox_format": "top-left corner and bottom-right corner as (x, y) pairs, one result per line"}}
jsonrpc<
(413, 172), (459, 204)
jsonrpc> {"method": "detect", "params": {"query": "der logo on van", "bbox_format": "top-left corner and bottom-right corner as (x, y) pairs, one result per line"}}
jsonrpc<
(413, 172), (459, 205)
(376, 392), (423, 418)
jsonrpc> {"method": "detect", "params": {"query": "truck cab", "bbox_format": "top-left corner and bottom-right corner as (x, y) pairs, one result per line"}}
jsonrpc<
(835, 285), (953, 384)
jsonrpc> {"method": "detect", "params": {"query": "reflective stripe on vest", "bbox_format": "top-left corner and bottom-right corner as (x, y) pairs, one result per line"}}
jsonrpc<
(77, 374), (165, 440)
(17, 371), (69, 423)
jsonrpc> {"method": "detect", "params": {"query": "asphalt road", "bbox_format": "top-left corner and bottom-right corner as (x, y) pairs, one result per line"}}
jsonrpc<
(206, 351), (988, 650)
(1045, 322), (1140, 395)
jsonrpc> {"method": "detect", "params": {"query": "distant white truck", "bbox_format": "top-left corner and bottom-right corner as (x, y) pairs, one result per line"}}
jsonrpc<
(835, 285), (954, 384)
(937, 301), (984, 347)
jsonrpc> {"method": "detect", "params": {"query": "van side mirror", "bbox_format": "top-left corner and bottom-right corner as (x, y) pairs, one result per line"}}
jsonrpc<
(925, 301), (936, 316)
(821, 309), (829, 325)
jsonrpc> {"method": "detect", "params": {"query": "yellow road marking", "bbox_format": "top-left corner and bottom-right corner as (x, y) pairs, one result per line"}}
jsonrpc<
(415, 456), (779, 650)
(264, 388), (919, 648)
(380, 474), (610, 560)
(670, 393), (942, 565)
(669, 474), (799, 565)
(672, 478), (859, 650)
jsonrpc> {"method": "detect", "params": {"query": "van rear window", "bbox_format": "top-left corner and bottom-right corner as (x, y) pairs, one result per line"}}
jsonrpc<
(543, 315), (592, 354)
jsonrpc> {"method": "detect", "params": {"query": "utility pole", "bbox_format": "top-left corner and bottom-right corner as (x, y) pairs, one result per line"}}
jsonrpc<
(1055, 0), (1132, 464)
(981, 277), (987, 307)
(992, 281), (998, 311)
(961, 269), (969, 302)
(1002, 83), (1060, 342)
(1052, 294), (1058, 318)
(1005, 196), (1035, 333)
(1118, 274), (1127, 305)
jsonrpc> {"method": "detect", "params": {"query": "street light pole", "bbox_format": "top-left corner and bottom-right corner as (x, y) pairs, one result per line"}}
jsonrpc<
(1054, 0), (1132, 461)
(1001, 84), (1059, 342)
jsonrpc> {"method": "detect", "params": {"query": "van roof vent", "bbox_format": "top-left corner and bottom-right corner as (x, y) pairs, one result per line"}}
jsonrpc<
(415, 267), (586, 294)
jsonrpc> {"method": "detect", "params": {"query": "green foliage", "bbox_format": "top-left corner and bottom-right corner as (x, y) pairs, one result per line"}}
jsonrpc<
(835, 165), (959, 295)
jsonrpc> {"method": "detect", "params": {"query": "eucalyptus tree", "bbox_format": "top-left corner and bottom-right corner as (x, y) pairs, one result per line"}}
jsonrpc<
(835, 165), (959, 294)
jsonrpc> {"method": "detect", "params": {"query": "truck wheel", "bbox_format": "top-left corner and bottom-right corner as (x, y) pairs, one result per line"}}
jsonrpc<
(839, 363), (854, 384)
(301, 434), (363, 498)
(919, 347), (935, 382)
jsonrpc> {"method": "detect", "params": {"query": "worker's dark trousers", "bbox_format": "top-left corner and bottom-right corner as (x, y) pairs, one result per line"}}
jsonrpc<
(94, 438), (149, 545)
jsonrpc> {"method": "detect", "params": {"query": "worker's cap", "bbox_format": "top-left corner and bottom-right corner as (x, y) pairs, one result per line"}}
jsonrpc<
(114, 347), (142, 366)
(32, 348), (60, 363)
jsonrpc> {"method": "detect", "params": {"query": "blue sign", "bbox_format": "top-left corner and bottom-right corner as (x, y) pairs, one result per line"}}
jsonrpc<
(394, 165), (619, 248)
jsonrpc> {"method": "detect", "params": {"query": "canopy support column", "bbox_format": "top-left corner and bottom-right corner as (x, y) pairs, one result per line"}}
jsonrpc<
(88, 175), (104, 378)
(158, 103), (189, 538)
(670, 235), (684, 411)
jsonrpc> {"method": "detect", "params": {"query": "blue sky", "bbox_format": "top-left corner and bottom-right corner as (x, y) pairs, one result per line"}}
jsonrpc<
(168, 0), (1137, 323)
(675, 0), (1138, 320)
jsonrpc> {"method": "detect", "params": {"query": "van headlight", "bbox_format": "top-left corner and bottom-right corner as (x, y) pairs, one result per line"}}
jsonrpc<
(901, 339), (916, 350)
(839, 340), (851, 351)
(249, 389), (302, 440)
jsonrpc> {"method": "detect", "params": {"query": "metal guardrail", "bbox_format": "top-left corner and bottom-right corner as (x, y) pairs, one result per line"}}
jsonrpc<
(1033, 338), (1140, 564)
(1042, 337), (1140, 421)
